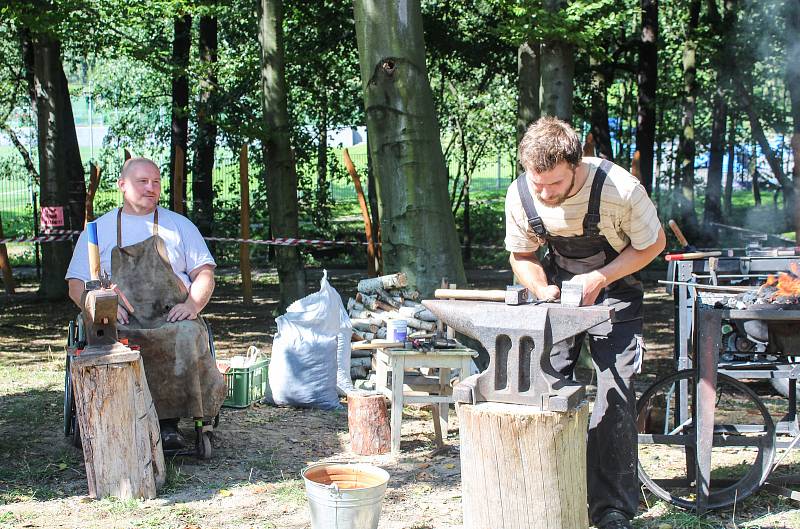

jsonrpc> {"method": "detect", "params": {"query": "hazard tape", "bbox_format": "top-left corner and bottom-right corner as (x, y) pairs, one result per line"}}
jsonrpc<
(1, 232), (505, 250)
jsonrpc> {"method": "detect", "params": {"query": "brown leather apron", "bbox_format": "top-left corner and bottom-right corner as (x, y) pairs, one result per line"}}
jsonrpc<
(111, 208), (226, 420)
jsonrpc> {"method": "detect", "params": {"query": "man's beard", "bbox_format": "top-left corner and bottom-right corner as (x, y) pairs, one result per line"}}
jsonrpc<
(534, 169), (576, 206)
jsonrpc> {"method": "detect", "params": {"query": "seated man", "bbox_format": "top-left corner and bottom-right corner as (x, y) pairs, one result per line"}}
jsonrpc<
(66, 157), (226, 449)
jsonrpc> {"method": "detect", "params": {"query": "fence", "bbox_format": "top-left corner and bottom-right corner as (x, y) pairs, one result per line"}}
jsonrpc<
(0, 150), (517, 237)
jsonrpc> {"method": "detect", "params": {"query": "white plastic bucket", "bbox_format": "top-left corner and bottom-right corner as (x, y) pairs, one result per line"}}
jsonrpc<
(386, 319), (407, 342)
(301, 462), (389, 529)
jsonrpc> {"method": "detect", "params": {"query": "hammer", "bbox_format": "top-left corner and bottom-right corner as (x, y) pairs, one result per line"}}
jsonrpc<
(433, 285), (530, 305)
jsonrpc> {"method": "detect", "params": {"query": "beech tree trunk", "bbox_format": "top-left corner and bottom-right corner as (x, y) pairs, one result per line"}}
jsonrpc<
(458, 402), (590, 529)
(353, 0), (466, 296)
(258, 0), (306, 308)
(675, 0), (701, 239)
(704, 91), (726, 232)
(590, 56), (614, 161)
(517, 41), (541, 150)
(29, 32), (85, 299)
(635, 0), (658, 195)
(724, 113), (736, 215)
(170, 15), (191, 213)
(316, 94), (330, 227)
(192, 15), (218, 237)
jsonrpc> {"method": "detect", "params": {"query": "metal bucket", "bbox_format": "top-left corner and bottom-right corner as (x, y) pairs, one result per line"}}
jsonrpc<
(301, 462), (389, 529)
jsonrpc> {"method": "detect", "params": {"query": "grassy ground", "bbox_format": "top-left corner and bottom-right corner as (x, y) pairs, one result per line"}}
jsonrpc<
(1, 267), (799, 528)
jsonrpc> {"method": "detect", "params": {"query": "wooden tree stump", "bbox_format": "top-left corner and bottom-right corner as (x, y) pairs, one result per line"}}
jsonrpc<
(348, 392), (391, 455)
(457, 401), (590, 529)
(70, 348), (166, 499)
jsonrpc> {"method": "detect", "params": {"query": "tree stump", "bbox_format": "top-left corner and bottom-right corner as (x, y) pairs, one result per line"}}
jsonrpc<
(347, 392), (391, 455)
(457, 401), (590, 529)
(70, 348), (166, 499)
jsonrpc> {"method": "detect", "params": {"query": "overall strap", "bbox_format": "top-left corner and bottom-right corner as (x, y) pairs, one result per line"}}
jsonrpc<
(583, 159), (613, 236)
(116, 207), (160, 247)
(515, 173), (548, 240)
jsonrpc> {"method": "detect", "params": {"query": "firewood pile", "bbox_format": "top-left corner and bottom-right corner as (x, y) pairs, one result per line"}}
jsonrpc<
(346, 272), (438, 341)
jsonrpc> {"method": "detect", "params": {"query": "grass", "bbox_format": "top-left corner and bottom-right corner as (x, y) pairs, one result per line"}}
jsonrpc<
(272, 480), (306, 506)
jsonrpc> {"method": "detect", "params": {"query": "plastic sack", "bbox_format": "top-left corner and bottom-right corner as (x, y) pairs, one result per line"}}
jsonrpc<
(266, 270), (352, 409)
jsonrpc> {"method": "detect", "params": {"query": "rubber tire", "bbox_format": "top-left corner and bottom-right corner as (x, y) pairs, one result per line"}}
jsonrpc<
(637, 369), (776, 511)
(197, 432), (212, 460)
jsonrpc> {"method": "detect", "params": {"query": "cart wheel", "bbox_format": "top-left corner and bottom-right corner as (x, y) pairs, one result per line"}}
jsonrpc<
(637, 369), (776, 510)
(197, 431), (212, 460)
(63, 356), (73, 437)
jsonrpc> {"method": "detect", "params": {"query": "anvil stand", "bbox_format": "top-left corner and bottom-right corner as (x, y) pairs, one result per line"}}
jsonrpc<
(422, 299), (615, 529)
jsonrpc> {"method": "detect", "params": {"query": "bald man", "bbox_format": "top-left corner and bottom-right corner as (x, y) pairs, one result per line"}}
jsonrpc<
(66, 158), (224, 450)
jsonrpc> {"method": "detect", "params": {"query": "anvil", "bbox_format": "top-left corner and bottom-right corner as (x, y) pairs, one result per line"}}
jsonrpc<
(421, 299), (614, 411)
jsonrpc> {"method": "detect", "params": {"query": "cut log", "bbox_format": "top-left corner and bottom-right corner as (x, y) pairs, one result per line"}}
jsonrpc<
(348, 392), (391, 455)
(457, 401), (589, 529)
(357, 272), (408, 294)
(401, 289), (420, 301)
(347, 298), (365, 312)
(70, 348), (166, 499)
(351, 318), (381, 333)
(375, 287), (401, 308)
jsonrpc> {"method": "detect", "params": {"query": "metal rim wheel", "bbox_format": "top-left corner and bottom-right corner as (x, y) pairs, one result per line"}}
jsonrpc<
(63, 355), (73, 437)
(637, 369), (776, 510)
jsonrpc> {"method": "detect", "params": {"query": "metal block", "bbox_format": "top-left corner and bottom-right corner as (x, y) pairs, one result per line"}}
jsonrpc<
(505, 284), (527, 305)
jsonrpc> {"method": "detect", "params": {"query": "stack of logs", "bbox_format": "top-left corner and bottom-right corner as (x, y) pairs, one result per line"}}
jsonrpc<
(347, 272), (438, 341)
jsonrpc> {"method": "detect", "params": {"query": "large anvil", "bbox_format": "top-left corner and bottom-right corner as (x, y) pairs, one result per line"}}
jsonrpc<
(422, 300), (614, 411)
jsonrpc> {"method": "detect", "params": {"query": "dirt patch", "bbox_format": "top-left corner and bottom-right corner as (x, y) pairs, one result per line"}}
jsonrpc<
(1, 268), (798, 528)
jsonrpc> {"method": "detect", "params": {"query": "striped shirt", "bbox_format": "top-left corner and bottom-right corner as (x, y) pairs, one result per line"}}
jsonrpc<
(505, 157), (661, 253)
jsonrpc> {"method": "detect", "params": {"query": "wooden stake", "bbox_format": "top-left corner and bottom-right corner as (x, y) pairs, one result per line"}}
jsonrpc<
(173, 145), (185, 214)
(458, 401), (589, 529)
(0, 212), (15, 294)
(84, 163), (101, 227)
(343, 148), (378, 277)
(124, 148), (132, 161)
(239, 145), (253, 304)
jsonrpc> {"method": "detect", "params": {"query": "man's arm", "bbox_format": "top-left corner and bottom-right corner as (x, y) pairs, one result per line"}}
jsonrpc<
(509, 251), (562, 301)
(574, 226), (667, 305)
(167, 264), (215, 322)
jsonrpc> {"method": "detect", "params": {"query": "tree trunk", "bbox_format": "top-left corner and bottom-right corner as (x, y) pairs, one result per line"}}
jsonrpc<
(258, 0), (306, 309)
(517, 41), (540, 152)
(635, 0), (658, 195)
(539, 30), (574, 119)
(724, 113), (736, 215)
(347, 393), (391, 455)
(752, 170), (762, 205)
(170, 15), (191, 214)
(30, 33), (85, 299)
(316, 94), (330, 227)
(192, 15), (218, 237)
(786, 0), (800, 240)
(458, 402), (590, 529)
(676, 0), (701, 238)
(353, 0), (466, 296)
(703, 91), (726, 232)
(590, 57), (614, 161)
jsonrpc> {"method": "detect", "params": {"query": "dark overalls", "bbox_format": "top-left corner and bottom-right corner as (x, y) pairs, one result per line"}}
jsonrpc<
(515, 159), (644, 524)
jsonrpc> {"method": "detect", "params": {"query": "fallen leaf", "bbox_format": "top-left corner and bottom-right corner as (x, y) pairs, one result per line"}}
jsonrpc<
(443, 463), (455, 469)
(218, 489), (233, 497)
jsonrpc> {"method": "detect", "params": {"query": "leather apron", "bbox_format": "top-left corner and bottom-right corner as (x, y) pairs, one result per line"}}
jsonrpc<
(111, 208), (226, 420)
(516, 160), (644, 326)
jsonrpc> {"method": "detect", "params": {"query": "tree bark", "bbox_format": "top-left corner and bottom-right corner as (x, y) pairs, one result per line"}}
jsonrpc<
(258, 0), (306, 309)
(635, 0), (658, 195)
(192, 15), (218, 237)
(517, 41), (540, 151)
(590, 57), (614, 161)
(316, 94), (330, 227)
(675, 0), (701, 238)
(30, 33), (85, 299)
(786, 0), (800, 240)
(353, 0), (466, 296)
(170, 15), (191, 214)
(539, 41), (573, 119)
(347, 393), (391, 455)
(703, 91), (726, 232)
(458, 402), (590, 529)
(724, 113), (736, 215)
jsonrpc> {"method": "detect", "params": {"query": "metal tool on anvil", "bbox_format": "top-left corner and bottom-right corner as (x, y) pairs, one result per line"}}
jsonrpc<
(422, 297), (614, 411)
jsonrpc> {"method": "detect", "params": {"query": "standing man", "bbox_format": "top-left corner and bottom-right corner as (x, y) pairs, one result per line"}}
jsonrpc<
(66, 157), (225, 450)
(505, 117), (666, 529)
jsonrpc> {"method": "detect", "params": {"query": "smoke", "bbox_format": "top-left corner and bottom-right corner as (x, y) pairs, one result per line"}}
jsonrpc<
(744, 202), (792, 236)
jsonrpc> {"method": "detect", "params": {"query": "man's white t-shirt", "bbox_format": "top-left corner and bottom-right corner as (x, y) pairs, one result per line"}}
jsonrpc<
(66, 207), (216, 288)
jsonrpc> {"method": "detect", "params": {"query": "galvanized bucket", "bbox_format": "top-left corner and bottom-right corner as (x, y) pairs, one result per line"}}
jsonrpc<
(301, 462), (389, 529)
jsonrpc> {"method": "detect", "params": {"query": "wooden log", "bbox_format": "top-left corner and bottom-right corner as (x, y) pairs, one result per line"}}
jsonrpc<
(356, 292), (395, 312)
(357, 272), (408, 294)
(348, 393), (391, 455)
(458, 401), (589, 529)
(239, 144), (253, 304)
(351, 318), (381, 333)
(70, 349), (166, 499)
(349, 309), (373, 320)
(375, 287), (401, 308)
(347, 298), (364, 312)
(353, 329), (376, 341)
(401, 288), (420, 301)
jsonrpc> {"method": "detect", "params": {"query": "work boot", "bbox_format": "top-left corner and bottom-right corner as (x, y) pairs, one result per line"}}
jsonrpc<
(159, 419), (186, 450)
(596, 510), (633, 529)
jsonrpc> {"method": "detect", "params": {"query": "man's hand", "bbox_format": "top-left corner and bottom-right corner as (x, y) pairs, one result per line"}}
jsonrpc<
(117, 304), (129, 325)
(167, 300), (199, 322)
(572, 270), (607, 306)
(536, 284), (561, 302)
